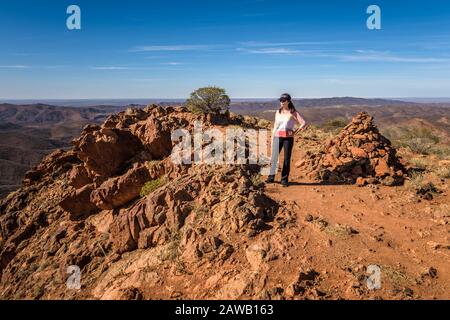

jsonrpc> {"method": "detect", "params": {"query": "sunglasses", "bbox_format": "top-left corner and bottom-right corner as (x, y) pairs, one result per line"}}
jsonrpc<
(279, 98), (288, 103)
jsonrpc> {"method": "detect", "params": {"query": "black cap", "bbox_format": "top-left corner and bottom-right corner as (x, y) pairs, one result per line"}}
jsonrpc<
(279, 93), (292, 101)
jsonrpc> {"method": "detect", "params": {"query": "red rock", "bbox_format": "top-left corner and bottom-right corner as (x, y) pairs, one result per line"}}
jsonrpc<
(356, 177), (367, 186)
(74, 127), (142, 179)
(375, 158), (390, 177)
(299, 112), (406, 185)
(130, 116), (173, 160)
(90, 164), (151, 210)
(68, 165), (91, 189)
(59, 184), (98, 219)
(349, 147), (368, 159)
(109, 165), (274, 254)
(23, 149), (80, 186)
(110, 208), (139, 253)
(362, 143), (376, 153)
(295, 160), (305, 168)
(323, 153), (335, 165)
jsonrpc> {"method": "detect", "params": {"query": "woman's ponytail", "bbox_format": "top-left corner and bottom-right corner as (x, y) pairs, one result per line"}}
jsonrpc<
(288, 101), (296, 114)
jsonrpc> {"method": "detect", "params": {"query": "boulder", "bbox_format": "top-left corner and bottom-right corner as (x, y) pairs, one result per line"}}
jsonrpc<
(130, 116), (173, 160)
(68, 164), (91, 189)
(73, 127), (142, 179)
(59, 184), (98, 219)
(90, 164), (151, 210)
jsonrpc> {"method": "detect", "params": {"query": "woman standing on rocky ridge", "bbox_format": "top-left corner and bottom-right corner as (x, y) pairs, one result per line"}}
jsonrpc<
(266, 93), (307, 187)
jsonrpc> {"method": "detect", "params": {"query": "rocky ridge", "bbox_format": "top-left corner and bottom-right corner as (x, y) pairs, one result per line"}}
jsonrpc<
(1, 107), (445, 300)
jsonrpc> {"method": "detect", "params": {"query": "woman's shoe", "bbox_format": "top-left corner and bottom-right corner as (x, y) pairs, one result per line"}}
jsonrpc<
(281, 180), (289, 187)
(265, 176), (275, 183)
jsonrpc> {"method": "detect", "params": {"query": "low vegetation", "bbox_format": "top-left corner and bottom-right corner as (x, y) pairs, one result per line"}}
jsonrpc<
(385, 126), (441, 155)
(250, 173), (263, 187)
(158, 227), (181, 262)
(140, 176), (168, 197)
(321, 117), (348, 133)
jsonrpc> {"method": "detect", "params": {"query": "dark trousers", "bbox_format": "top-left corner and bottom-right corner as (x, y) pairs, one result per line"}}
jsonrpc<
(268, 137), (294, 183)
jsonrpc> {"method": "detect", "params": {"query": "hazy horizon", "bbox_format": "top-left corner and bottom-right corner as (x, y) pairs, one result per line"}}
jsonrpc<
(2, 96), (450, 108)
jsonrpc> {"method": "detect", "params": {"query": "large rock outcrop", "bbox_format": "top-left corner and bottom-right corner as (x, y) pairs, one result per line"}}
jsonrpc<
(110, 164), (277, 254)
(57, 105), (200, 219)
(73, 126), (143, 182)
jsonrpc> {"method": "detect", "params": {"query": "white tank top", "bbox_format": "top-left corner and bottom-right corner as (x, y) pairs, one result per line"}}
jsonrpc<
(273, 110), (306, 137)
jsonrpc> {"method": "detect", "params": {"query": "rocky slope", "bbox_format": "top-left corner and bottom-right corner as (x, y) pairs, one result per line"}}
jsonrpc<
(0, 105), (448, 300)
(0, 105), (275, 299)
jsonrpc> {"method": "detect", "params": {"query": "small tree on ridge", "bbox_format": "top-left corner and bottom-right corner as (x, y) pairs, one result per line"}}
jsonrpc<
(185, 86), (230, 115)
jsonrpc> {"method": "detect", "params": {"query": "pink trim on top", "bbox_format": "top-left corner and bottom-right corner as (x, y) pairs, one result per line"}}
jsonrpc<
(273, 110), (307, 138)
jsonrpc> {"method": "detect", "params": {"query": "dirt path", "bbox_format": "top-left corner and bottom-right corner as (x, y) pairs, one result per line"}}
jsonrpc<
(263, 135), (450, 299)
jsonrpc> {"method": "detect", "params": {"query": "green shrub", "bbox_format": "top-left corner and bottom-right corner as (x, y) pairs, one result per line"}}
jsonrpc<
(401, 138), (436, 154)
(389, 127), (441, 155)
(408, 157), (429, 170)
(407, 171), (425, 191)
(404, 127), (440, 143)
(140, 176), (168, 197)
(428, 145), (450, 159)
(185, 86), (230, 115)
(322, 117), (348, 133)
(250, 173), (263, 187)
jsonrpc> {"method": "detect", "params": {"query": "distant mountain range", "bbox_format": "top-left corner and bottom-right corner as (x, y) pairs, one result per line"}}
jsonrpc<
(3, 96), (450, 108)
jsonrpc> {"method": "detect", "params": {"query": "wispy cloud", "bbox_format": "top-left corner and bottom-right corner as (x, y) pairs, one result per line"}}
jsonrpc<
(242, 13), (274, 17)
(91, 66), (132, 70)
(340, 50), (450, 63)
(91, 65), (188, 71)
(130, 44), (218, 52)
(131, 41), (346, 56)
(236, 47), (302, 55)
(11, 53), (43, 57)
(236, 46), (450, 63)
(160, 62), (184, 65)
(0, 65), (67, 70)
(0, 65), (30, 69)
(239, 41), (349, 47)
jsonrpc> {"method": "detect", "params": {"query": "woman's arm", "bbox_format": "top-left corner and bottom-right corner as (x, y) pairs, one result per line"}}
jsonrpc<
(294, 111), (307, 130)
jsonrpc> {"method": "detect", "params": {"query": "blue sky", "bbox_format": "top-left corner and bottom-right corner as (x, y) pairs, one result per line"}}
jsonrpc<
(1, 0), (450, 99)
